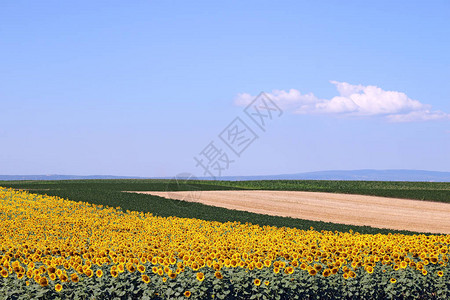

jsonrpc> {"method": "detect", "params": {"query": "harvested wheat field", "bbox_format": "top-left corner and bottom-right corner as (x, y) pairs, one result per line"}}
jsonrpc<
(130, 190), (450, 234)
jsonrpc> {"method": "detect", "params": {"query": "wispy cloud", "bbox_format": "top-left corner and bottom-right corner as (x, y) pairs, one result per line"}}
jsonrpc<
(235, 81), (450, 122)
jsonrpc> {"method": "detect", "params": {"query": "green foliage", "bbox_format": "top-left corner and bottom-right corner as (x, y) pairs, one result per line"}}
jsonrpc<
(1, 260), (449, 299)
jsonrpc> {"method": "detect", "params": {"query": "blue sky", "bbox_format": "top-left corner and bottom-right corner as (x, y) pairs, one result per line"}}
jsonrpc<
(1, 1), (449, 177)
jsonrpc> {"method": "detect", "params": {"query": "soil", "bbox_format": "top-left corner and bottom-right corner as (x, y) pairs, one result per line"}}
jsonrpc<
(127, 190), (450, 234)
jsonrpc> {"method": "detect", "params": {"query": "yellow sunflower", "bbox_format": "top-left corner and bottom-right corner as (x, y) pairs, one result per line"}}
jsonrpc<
(196, 272), (205, 282)
(70, 273), (79, 283)
(96, 270), (103, 278)
(39, 277), (49, 287)
(137, 265), (145, 273)
(215, 271), (223, 279)
(142, 274), (150, 283)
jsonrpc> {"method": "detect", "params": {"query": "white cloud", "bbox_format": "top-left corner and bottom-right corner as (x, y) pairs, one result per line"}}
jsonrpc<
(234, 81), (450, 122)
(235, 89), (319, 111)
(386, 110), (450, 122)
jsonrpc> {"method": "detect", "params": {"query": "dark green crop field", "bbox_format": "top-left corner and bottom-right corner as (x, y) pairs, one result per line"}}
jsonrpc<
(1, 179), (449, 235)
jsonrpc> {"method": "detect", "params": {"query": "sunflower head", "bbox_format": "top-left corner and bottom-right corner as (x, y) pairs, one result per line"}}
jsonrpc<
(126, 263), (136, 273)
(85, 269), (93, 277)
(142, 274), (150, 283)
(314, 264), (322, 271)
(196, 272), (205, 282)
(322, 269), (331, 277)
(39, 277), (49, 287)
(110, 270), (118, 278)
(137, 265), (145, 273)
(70, 273), (79, 283)
(214, 271), (223, 279)
(117, 264), (125, 273)
(96, 270), (103, 278)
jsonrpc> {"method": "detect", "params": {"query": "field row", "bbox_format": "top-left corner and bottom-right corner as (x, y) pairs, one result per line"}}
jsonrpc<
(3, 179), (449, 235)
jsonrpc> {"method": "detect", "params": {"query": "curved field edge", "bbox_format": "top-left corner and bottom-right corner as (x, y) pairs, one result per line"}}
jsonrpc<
(1, 179), (449, 235)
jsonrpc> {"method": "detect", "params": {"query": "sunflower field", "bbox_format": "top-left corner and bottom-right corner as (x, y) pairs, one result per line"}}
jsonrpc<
(0, 187), (449, 299)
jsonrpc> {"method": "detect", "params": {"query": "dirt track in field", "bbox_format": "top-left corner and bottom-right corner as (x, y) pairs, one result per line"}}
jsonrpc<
(128, 190), (450, 234)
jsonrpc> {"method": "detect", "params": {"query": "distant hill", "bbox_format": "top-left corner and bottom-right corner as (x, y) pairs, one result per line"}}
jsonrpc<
(0, 175), (146, 181)
(216, 169), (450, 182)
(1, 170), (449, 182)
